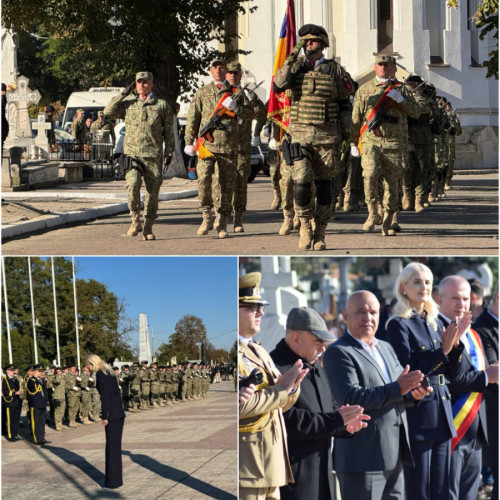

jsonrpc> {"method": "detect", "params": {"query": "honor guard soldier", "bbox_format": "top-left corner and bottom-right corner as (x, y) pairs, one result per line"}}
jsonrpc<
(184, 58), (243, 239)
(52, 366), (67, 431)
(104, 71), (175, 240)
(443, 101), (462, 192)
(274, 24), (354, 250)
(2, 364), (23, 441)
(139, 360), (151, 409)
(239, 272), (308, 500)
(26, 364), (49, 445)
(352, 55), (420, 235)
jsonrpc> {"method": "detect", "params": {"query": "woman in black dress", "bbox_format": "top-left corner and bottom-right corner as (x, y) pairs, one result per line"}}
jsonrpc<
(85, 354), (125, 490)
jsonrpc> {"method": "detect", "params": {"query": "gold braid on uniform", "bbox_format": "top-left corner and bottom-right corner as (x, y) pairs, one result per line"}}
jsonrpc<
(1, 375), (13, 403)
(26, 378), (43, 396)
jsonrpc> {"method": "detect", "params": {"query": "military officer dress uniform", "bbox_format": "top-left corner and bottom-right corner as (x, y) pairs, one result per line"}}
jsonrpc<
(352, 55), (420, 235)
(239, 273), (300, 500)
(104, 71), (174, 240)
(26, 364), (49, 445)
(2, 364), (23, 441)
(274, 24), (354, 250)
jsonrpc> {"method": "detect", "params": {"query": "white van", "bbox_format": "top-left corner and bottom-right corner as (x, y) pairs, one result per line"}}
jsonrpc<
(59, 87), (123, 132)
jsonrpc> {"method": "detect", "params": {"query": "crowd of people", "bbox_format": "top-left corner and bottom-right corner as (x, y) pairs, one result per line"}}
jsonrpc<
(1, 359), (221, 443)
(238, 267), (498, 500)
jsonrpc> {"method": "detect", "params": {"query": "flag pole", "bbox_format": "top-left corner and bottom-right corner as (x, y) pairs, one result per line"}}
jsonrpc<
(51, 257), (61, 366)
(28, 257), (39, 364)
(72, 257), (81, 371)
(2, 257), (13, 363)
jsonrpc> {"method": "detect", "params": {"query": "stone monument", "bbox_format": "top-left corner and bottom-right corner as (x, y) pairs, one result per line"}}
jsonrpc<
(32, 113), (51, 158)
(139, 313), (153, 364)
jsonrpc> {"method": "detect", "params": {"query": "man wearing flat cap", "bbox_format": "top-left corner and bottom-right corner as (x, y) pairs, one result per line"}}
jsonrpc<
(26, 364), (49, 445)
(185, 58), (243, 239)
(239, 272), (309, 500)
(104, 71), (175, 240)
(274, 24), (355, 251)
(71, 108), (87, 143)
(270, 307), (370, 500)
(2, 364), (23, 441)
(352, 54), (420, 236)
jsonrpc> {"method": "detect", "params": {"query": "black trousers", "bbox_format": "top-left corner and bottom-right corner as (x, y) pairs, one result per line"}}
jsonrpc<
(2, 403), (21, 438)
(104, 418), (124, 488)
(29, 406), (46, 443)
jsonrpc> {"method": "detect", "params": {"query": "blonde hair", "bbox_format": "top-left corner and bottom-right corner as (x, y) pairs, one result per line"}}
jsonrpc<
(391, 262), (439, 330)
(84, 354), (114, 376)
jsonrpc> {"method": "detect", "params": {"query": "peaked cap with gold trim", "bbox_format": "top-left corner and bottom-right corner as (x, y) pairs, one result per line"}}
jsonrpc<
(239, 272), (269, 306)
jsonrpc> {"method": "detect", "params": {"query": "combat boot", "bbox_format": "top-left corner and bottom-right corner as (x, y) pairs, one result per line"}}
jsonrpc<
(362, 205), (377, 231)
(83, 417), (93, 425)
(271, 189), (281, 210)
(142, 217), (156, 241)
(298, 218), (313, 250)
(415, 199), (425, 213)
(233, 211), (245, 233)
(218, 214), (228, 239)
(402, 189), (414, 211)
(390, 212), (401, 232)
(55, 423), (64, 431)
(278, 210), (294, 235)
(382, 212), (396, 236)
(293, 212), (300, 231)
(197, 211), (215, 235)
(313, 224), (327, 251)
(152, 401), (159, 408)
(69, 420), (78, 428)
(126, 210), (142, 237)
(374, 202), (383, 225)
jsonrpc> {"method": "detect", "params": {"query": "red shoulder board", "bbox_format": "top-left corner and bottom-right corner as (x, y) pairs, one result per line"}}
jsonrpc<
(343, 75), (353, 92)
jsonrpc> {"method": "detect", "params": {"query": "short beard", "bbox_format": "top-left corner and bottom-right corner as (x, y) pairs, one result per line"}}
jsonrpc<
(306, 48), (322, 57)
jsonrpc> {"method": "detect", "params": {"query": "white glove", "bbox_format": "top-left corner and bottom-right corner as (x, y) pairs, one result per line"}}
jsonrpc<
(350, 145), (360, 157)
(251, 136), (261, 147)
(184, 145), (196, 156)
(76, 376), (81, 381)
(387, 89), (404, 104)
(222, 96), (237, 111)
(268, 138), (278, 150)
(244, 89), (256, 101)
(88, 377), (94, 382)
(72, 386), (79, 391)
(85, 387), (90, 391)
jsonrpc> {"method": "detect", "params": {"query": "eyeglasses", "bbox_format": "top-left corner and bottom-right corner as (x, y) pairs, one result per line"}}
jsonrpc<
(239, 304), (266, 314)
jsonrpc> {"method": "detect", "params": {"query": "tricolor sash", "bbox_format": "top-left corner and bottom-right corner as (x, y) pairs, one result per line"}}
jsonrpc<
(451, 328), (486, 453)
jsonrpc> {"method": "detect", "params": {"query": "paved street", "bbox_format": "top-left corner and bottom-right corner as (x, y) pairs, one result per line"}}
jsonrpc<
(1, 380), (237, 500)
(2, 170), (498, 255)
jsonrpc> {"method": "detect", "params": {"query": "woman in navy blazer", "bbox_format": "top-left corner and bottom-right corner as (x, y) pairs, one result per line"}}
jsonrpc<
(85, 354), (126, 490)
(386, 263), (468, 500)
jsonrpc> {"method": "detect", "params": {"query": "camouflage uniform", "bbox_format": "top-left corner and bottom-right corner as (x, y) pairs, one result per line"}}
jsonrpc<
(65, 371), (80, 426)
(158, 367), (167, 406)
(104, 83), (174, 238)
(444, 107), (462, 190)
(89, 116), (116, 146)
(138, 365), (151, 409)
(88, 373), (100, 420)
(149, 365), (161, 407)
(46, 370), (55, 424)
(353, 75), (420, 235)
(185, 81), (241, 237)
(71, 116), (87, 143)
(403, 82), (434, 212)
(178, 364), (188, 401)
(129, 365), (142, 411)
(52, 372), (66, 431)
(185, 364), (194, 400)
(79, 371), (92, 424)
(120, 367), (131, 410)
(274, 51), (354, 250)
(430, 99), (450, 201)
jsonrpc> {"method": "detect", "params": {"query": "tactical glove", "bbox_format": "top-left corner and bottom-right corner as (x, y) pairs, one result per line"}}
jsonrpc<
(162, 155), (172, 174)
(285, 39), (305, 64)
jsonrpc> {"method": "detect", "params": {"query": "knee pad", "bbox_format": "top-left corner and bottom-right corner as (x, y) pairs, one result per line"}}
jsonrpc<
(315, 180), (332, 206)
(294, 183), (312, 207)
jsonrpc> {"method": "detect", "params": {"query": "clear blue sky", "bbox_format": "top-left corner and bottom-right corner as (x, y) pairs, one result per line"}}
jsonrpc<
(74, 257), (238, 351)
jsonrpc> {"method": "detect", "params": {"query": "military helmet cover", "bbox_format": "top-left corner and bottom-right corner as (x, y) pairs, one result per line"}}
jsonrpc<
(298, 24), (329, 47)
(375, 54), (397, 65)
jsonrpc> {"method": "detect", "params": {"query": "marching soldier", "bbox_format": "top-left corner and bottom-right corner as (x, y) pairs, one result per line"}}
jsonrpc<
(444, 101), (462, 191)
(2, 364), (23, 441)
(104, 71), (175, 240)
(352, 54), (420, 236)
(274, 24), (354, 250)
(430, 95), (450, 202)
(52, 366), (67, 431)
(184, 58), (243, 239)
(26, 364), (49, 445)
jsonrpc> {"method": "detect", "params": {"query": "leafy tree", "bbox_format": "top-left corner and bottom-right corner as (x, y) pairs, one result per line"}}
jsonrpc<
(169, 314), (207, 360)
(2, 0), (255, 106)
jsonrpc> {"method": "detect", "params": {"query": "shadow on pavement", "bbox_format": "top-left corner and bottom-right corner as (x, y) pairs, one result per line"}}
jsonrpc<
(122, 450), (236, 500)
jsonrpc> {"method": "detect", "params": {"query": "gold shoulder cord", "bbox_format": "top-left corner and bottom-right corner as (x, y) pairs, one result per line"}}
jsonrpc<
(26, 378), (42, 396)
(1, 376), (13, 403)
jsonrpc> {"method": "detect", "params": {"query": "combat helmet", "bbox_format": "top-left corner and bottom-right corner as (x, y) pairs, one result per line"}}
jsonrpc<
(298, 24), (329, 48)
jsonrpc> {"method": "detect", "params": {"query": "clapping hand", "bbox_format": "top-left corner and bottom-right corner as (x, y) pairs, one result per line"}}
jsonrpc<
(276, 359), (309, 394)
(337, 404), (371, 434)
(397, 365), (424, 396)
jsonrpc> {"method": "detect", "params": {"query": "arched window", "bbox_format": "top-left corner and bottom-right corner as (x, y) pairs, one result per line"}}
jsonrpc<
(377, 0), (393, 53)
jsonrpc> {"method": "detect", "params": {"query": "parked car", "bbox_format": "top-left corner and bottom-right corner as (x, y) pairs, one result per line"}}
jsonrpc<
(248, 141), (270, 182)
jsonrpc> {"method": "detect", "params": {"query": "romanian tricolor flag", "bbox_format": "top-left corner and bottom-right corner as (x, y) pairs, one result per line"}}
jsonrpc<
(451, 328), (486, 453)
(267, 0), (296, 132)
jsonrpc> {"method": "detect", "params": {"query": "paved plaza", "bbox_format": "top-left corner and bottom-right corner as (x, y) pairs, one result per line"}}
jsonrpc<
(1, 380), (237, 500)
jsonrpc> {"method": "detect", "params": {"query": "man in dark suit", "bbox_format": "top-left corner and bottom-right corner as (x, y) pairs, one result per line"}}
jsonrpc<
(436, 276), (499, 500)
(323, 291), (432, 500)
(473, 283), (499, 500)
(270, 306), (370, 500)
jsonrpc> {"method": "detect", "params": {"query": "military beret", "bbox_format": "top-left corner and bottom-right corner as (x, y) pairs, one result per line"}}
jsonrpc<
(33, 364), (43, 371)
(69, 362), (76, 368)
(227, 61), (242, 72)
(3, 364), (16, 371)
(141, 360), (148, 365)
(122, 364), (129, 369)
(406, 74), (423, 84)
(62, 365), (68, 370)
(50, 365), (56, 369)
(239, 272), (270, 306)
(298, 24), (329, 47)
(375, 54), (397, 65)
(113, 366), (119, 370)
(136, 71), (154, 82)
(55, 366), (62, 371)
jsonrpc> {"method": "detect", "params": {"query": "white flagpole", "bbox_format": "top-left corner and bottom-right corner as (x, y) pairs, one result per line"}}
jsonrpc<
(72, 257), (81, 371)
(28, 257), (39, 364)
(51, 257), (61, 366)
(2, 257), (13, 363)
